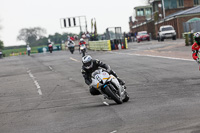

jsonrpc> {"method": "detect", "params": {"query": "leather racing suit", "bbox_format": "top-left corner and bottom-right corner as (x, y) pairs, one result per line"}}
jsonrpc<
(192, 42), (200, 61)
(81, 59), (124, 95)
(79, 41), (86, 53)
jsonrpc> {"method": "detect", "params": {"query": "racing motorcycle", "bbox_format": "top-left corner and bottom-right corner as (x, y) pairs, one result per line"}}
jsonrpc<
(80, 44), (86, 57)
(90, 68), (129, 104)
(48, 45), (53, 53)
(67, 41), (75, 54)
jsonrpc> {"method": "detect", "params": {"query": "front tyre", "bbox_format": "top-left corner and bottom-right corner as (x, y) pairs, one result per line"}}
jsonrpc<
(82, 50), (85, 57)
(123, 91), (129, 102)
(104, 86), (122, 104)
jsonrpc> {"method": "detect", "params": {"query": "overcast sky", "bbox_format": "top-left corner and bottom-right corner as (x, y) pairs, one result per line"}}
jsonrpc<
(0, 0), (148, 46)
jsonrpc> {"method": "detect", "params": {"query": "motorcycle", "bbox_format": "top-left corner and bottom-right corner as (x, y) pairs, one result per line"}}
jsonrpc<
(67, 41), (75, 54)
(80, 44), (86, 57)
(48, 44), (53, 53)
(90, 68), (129, 104)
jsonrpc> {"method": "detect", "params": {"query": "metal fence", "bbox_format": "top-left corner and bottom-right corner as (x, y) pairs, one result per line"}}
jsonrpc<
(183, 21), (200, 33)
(106, 27), (122, 40)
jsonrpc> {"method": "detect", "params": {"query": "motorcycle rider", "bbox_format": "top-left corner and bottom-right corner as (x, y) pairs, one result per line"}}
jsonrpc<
(81, 55), (125, 95)
(79, 38), (86, 54)
(67, 39), (75, 54)
(48, 43), (53, 53)
(192, 32), (200, 63)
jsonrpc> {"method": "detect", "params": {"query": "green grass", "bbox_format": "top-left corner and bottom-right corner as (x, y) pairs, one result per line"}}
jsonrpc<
(2, 45), (47, 57)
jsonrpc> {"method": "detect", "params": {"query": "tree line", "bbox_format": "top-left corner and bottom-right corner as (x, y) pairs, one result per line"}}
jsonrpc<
(0, 20), (3, 50)
(1, 26), (78, 50)
(17, 27), (77, 47)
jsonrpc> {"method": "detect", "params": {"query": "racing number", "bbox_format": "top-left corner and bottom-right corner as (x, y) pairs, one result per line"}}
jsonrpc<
(95, 75), (101, 82)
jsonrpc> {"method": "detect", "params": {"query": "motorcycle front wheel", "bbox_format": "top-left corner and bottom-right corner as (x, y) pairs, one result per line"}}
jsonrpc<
(123, 91), (129, 102)
(104, 85), (122, 104)
(81, 50), (85, 57)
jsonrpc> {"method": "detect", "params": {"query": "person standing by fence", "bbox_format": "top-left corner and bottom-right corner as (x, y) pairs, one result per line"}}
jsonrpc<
(27, 45), (31, 56)
(0, 50), (2, 59)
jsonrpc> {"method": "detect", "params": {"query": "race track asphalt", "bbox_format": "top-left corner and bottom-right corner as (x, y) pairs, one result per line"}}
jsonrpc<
(1, 39), (200, 133)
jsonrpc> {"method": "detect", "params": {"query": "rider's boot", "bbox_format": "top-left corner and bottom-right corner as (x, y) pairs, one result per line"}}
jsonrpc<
(103, 94), (111, 100)
(103, 94), (108, 99)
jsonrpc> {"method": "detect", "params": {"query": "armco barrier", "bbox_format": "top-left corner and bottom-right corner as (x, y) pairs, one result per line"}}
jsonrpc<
(37, 45), (61, 53)
(9, 51), (38, 56)
(88, 40), (111, 51)
(125, 38), (128, 49)
(61, 44), (66, 50)
(88, 38), (128, 51)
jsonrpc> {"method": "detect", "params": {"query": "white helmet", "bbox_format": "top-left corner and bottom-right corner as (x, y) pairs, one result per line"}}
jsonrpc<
(80, 38), (84, 42)
(82, 55), (93, 69)
(194, 32), (200, 44)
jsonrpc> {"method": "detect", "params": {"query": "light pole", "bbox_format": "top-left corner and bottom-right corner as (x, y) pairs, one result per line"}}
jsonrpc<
(161, 0), (165, 19)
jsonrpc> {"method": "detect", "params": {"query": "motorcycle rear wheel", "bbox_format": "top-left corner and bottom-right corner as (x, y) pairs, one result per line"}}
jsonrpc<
(104, 85), (122, 104)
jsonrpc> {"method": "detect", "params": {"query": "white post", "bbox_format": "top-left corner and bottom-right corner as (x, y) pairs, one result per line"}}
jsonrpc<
(162, 0), (165, 19)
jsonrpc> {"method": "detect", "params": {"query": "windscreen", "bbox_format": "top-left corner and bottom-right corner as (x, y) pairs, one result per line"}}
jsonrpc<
(162, 27), (174, 31)
(138, 32), (147, 36)
(92, 70), (100, 77)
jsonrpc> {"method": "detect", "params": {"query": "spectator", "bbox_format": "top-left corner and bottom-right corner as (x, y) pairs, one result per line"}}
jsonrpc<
(86, 32), (90, 39)
(131, 32), (134, 42)
(90, 32), (94, 41)
(0, 49), (2, 59)
(73, 35), (76, 39)
(74, 35), (78, 41)
(70, 36), (75, 41)
(128, 32), (132, 42)
(67, 36), (70, 41)
(125, 33), (128, 39)
(134, 32), (137, 42)
(27, 45), (31, 56)
(82, 32), (86, 39)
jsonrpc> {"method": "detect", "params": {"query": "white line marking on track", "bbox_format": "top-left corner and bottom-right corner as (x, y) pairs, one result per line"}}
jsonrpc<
(103, 101), (109, 106)
(70, 57), (80, 62)
(49, 66), (53, 70)
(110, 130), (117, 133)
(48, 66), (56, 72)
(34, 81), (41, 89)
(27, 70), (43, 95)
(38, 89), (42, 95)
(110, 51), (193, 62)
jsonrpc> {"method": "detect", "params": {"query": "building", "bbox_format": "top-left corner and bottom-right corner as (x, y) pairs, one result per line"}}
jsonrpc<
(134, 5), (153, 23)
(129, 5), (153, 36)
(130, 0), (200, 39)
(152, 0), (195, 21)
(155, 5), (200, 38)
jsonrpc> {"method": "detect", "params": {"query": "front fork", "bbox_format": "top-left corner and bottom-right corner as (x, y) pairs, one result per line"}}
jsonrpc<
(102, 83), (125, 101)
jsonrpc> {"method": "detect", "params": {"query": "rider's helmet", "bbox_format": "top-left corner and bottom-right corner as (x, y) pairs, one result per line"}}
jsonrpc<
(69, 39), (72, 43)
(194, 32), (200, 45)
(80, 38), (84, 43)
(82, 55), (93, 69)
